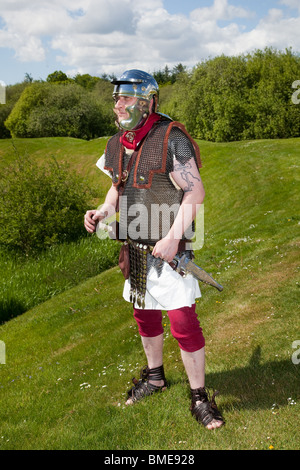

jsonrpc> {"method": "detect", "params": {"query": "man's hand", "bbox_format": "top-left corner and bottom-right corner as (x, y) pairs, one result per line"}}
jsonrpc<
(84, 185), (118, 234)
(84, 209), (106, 233)
(152, 237), (179, 263)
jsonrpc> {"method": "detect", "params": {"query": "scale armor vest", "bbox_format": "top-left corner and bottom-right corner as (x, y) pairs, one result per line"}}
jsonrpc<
(104, 119), (201, 245)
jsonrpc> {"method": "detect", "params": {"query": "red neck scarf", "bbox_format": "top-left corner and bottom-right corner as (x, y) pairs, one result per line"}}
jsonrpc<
(120, 113), (161, 150)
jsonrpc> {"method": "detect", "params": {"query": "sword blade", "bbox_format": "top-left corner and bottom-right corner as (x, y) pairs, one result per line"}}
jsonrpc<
(186, 260), (223, 291)
(176, 256), (223, 291)
(148, 247), (223, 292)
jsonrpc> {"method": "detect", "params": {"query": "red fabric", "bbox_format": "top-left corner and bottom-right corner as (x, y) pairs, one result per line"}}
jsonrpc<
(133, 304), (205, 353)
(120, 113), (161, 150)
(133, 308), (163, 337)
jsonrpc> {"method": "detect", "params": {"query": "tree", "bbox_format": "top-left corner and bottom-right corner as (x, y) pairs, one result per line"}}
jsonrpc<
(73, 73), (101, 90)
(5, 82), (115, 139)
(5, 82), (46, 137)
(163, 48), (300, 141)
(153, 64), (187, 85)
(46, 70), (71, 84)
(24, 73), (33, 83)
(0, 82), (29, 138)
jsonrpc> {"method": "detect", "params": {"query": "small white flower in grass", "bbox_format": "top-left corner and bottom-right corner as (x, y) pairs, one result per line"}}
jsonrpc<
(80, 382), (91, 389)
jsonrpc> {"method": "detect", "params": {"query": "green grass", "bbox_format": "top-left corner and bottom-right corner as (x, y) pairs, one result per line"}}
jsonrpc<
(0, 236), (119, 323)
(0, 136), (299, 450)
(0, 137), (118, 323)
(0, 137), (112, 200)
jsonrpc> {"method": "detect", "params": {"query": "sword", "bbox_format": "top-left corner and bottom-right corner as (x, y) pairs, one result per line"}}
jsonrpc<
(170, 253), (223, 292)
(95, 223), (223, 291)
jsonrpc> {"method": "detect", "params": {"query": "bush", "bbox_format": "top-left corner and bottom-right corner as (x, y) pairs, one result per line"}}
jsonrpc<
(0, 104), (11, 138)
(0, 151), (94, 253)
(5, 82), (114, 139)
(161, 48), (300, 141)
(0, 82), (29, 138)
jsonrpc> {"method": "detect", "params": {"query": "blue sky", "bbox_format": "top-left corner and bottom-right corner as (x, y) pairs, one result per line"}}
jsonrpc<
(0, 0), (300, 85)
(164, 0), (298, 20)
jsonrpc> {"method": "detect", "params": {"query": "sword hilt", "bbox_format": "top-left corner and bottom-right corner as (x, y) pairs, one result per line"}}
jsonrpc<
(170, 253), (189, 276)
(147, 246), (224, 291)
(172, 254), (224, 292)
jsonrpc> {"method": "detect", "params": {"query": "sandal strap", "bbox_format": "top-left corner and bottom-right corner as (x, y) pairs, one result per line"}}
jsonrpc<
(143, 365), (166, 381)
(127, 364), (167, 403)
(210, 391), (224, 421)
(190, 387), (225, 427)
(190, 386), (209, 404)
(191, 401), (216, 427)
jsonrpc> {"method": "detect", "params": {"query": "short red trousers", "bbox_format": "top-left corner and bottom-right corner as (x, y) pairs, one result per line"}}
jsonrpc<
(133, 304), (205, 353)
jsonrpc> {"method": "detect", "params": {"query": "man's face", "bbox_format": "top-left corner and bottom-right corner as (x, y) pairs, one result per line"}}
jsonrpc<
(113, 95), (138, 123)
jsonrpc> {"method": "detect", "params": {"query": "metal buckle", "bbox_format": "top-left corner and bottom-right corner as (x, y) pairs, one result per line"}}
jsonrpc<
(121, 170), (128, 182)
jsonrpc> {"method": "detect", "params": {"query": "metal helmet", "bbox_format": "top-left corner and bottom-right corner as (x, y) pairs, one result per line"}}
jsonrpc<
(111, 69), (159, 130)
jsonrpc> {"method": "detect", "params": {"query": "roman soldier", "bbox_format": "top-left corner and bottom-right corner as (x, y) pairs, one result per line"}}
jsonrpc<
(84, 70), (224, 429)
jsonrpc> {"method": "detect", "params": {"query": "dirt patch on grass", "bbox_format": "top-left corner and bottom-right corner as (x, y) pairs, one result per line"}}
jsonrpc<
(210, 250), (299, 347)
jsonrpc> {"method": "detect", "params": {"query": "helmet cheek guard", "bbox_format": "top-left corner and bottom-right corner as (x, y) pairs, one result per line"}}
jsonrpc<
(112, 70), (159, 131)
(120, 99), (151, 131)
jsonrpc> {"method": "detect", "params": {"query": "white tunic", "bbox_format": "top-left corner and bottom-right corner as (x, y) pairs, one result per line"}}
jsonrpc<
(97, 154), (201, 311)
(123, 261), (201, 310)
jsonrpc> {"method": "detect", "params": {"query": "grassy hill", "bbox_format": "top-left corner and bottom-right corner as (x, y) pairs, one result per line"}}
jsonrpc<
(0, 137), (118, 322)
(0, 136), (299, 450)
(0, 136), (112, 200)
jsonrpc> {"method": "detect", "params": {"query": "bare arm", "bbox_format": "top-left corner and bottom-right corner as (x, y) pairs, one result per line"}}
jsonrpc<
(152, 158), (205, 262)
(84, 184), (119, 233)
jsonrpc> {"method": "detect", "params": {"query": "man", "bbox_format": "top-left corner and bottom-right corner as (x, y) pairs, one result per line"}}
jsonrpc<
(84, 70), (224, 429)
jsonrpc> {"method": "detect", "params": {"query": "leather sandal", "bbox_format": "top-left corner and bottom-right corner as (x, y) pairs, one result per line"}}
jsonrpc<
(126, 365), (167, 403)
(190, 387), (225, 428)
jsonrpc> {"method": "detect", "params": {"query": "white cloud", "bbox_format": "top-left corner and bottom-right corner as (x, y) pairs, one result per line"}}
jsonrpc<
(0, 0), (299, 77)
(136, 8), (189, 40)
(279, 0), (300, 12)
(0, 28), (45, 62)
(253, 9), (300, 50)
(73, 0), (134, 35)
(190, 0), (253, 22)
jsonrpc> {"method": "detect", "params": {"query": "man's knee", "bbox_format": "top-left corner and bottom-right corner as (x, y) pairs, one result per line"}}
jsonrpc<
(133, 308), (164, 337)
(168, 305), (205, 352)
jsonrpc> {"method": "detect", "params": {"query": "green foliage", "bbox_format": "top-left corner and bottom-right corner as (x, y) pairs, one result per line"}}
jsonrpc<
(0, 105), (11, 138)
(5, 83), (48, 137)
(0, 82), (29, 138)
(2, 49), (300, 142)
(0, 150), (94, 253)
(5, 81), (115, 139)
(153, 63), (187, 85)
(73, 73), (101, 90)
(46, 70), (71, 84)
(160, 48), (300, 141)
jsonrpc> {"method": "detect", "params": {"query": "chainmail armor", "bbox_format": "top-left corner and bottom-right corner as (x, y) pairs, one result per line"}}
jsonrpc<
(104, 119), (201, 306)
